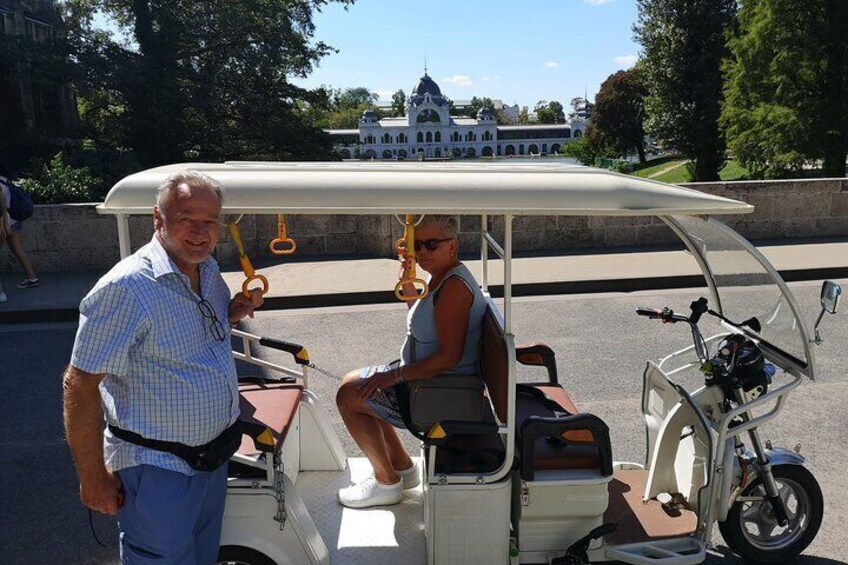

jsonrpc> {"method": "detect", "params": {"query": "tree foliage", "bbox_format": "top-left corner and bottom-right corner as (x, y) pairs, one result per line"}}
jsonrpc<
(560, 137), (597, 166)
(588, 68), (648, 163)
(722, 0), (848, 178)
(391, 89), (406, 117)
(634, 0), (737, 181)
(0, 30), (78, 174)
(62, 0), (351, 172)
(518, 106), (530, 125)
(534, 100), (565, 124)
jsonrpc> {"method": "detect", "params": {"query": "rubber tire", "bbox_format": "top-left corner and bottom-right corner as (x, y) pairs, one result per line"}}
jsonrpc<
(719, 464), (823, 563)
(217, 546), (277, 565)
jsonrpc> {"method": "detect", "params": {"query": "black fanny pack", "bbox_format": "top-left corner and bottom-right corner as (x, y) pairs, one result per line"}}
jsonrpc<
(108, 421), (242, 472)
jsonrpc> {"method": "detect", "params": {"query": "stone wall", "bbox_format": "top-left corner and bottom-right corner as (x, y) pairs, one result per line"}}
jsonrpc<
(2, 178), (846, 274)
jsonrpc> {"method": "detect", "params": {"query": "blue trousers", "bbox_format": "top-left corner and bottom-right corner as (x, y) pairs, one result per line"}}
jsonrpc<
(116, 464), (228, 564)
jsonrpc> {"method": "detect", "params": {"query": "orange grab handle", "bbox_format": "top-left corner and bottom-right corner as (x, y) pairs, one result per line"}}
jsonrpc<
(228, 221), (269, 298)
(395, 214), (429, 301)
(269, 214), (297, 255)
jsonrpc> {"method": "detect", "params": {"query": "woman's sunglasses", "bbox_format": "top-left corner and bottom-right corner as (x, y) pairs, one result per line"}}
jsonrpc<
(413, 238), (453, 252)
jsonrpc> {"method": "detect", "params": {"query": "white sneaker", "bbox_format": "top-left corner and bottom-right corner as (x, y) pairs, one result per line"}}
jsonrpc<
(338, 477), (403, 508)
(396, 463), (421, 490)
(0, 292), (6, 304)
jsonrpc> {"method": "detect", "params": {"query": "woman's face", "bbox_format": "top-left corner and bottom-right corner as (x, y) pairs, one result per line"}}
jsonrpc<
(414, 224), (456, 274)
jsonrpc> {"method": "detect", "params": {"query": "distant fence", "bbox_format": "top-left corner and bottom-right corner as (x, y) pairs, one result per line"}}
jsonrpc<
(2, 178), (846, 274)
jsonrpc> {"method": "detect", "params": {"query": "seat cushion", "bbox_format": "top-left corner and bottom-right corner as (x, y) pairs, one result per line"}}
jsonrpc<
(238, 381), (304, 456)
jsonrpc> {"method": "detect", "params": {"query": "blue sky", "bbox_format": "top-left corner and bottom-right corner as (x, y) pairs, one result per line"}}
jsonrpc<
(297, 0), (640, 108)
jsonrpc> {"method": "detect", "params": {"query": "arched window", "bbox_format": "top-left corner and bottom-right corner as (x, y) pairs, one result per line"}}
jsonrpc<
(383, 133), (391, 144)
(435, 131), (441, 143)
(452, 131), (460, 142)
(426, 132), (433, 143)
(417, 132), (424, 143)
(574, 129), (582, 138)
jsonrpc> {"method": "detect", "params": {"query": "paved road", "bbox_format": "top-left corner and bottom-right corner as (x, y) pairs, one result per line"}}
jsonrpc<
(1, 279), (846, 564)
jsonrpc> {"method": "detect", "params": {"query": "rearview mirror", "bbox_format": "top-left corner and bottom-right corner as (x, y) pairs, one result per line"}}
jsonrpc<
(820, 281), (842, 314)
(812, 281), (842, 345)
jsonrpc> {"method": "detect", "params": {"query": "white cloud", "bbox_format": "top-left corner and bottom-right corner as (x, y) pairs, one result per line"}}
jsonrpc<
(584, 0), (614, 5)
(374, 89), (394, 99)
(613, 54), (638, 68)
(442, 75), (473, 86)
(544, 61), (561, 68)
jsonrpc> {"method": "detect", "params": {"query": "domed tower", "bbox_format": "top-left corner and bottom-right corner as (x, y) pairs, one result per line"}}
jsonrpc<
(360, 108), (379, 125)
(476, 107), (495, 122)
(409, 72), (449, 125)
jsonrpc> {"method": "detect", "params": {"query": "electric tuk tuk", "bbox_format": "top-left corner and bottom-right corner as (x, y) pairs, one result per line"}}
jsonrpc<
(98, 161), (841, 565)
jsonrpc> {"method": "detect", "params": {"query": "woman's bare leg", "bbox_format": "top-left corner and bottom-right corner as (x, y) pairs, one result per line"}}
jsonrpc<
(375, 418), (414, 471)
(7, 232), (37, 280)
(336, 372), (400, 484)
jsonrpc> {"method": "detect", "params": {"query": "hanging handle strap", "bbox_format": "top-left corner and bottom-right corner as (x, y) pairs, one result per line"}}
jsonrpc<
(394, 214), (428, 301)
(228, 221), (269, 298)
(269, 214), (297, 255)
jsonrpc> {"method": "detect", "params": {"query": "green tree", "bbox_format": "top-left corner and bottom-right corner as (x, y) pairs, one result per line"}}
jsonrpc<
(0, 24), (78, 174)
(534, 100), (565, 124)
(722, 0), (848, 178)
(63, 0), (351, 169)
(391, 89), (406, 117)
(634, 0), (737, 181)
(518, 106), (530, 125)
(335, 87), (378, 109)
(561, 137), (598, 166)
(588, 68), (648, 163)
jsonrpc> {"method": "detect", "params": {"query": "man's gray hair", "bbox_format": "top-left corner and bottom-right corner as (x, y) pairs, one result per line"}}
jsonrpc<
(156, 171), (224, 208)
(418, 215), (458, 238)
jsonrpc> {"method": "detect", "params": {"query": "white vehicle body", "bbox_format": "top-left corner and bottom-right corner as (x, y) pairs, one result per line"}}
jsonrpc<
(98, 162), (831, 565)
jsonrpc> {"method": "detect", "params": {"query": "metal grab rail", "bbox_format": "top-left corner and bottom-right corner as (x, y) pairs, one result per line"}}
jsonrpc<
(715, 373), (802, 448)
(231, 328), (307, 386)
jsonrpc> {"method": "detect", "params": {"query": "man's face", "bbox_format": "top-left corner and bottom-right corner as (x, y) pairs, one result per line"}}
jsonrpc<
(153, 184), (222, 273)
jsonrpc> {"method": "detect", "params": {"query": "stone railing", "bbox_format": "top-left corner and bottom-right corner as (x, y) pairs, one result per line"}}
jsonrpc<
(2, 178), (846, 274)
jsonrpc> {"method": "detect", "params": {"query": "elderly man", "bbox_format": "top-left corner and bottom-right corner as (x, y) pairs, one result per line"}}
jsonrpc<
(63, 171), (262, 563)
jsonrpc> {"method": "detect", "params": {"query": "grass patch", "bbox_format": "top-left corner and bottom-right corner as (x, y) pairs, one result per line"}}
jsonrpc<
(634, 158), (688, 178)
(631, 155), (678, 174)
(719, 160), (750, 181)
(653, 163), (693, 183)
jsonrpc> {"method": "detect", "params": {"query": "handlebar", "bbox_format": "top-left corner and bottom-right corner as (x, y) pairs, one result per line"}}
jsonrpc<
(637, 298), (711, 363)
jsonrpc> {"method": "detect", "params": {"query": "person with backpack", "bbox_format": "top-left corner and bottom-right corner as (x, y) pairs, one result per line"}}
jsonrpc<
(0, 174), (40, 295)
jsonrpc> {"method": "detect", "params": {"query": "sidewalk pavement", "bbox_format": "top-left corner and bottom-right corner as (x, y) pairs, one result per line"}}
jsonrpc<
(1, 241), (846, 325)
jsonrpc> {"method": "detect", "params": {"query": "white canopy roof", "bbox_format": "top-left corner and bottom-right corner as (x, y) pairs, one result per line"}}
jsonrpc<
(98, 161), (754, 216)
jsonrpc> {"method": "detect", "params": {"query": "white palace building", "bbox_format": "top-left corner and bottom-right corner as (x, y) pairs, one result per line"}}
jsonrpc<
(327, 73), (589, 160)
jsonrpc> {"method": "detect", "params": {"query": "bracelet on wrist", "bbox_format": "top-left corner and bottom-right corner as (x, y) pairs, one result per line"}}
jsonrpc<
(395, 366), (404, 384)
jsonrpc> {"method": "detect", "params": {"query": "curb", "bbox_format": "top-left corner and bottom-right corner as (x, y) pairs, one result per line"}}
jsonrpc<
(2, 266), (845, 326)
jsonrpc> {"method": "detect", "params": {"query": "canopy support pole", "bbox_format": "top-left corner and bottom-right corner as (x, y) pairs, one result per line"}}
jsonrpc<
(504, 214), (513, 335)
(117, 214), (131, 259)
(480, 214), (488, 291)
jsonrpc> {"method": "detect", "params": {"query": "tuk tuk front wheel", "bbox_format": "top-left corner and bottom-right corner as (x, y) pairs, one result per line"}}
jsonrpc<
(217, 546), (276, 565)
(719, 464), (823, 563)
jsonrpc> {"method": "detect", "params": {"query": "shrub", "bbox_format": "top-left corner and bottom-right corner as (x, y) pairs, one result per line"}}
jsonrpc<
(18, 152), (104, 204)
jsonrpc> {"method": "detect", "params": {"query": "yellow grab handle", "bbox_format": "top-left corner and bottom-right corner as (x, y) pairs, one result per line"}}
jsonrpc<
(228, 221), (269, 298)
(395, 277), (428, 301)
(395, 214), (429, 301)
(270, 214), (297, 255)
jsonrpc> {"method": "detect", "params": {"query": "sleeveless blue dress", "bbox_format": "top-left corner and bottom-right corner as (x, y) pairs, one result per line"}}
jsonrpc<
(361, 263), (486, 427)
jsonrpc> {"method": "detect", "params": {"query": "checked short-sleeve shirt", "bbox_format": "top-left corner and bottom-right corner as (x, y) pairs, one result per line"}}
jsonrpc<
(71, 236), (239, 475)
